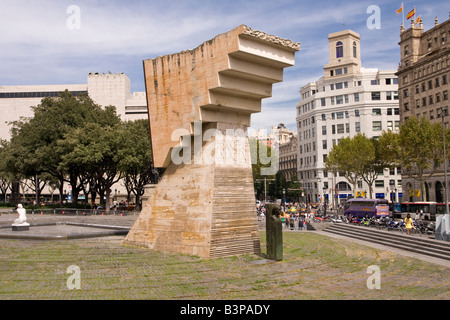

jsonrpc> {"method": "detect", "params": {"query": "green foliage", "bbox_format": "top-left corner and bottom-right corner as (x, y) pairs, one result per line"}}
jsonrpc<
(379, 116), (444, 201)
(2, 91), (156, 207)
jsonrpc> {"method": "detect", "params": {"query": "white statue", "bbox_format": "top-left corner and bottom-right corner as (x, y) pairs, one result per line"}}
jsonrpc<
(13, 204), (29, 225)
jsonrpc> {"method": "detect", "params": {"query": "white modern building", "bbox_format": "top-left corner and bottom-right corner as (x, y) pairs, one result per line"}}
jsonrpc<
(0, 72), (147, 141)
(296, 30), (403, 205)
(0, 72), (148, 203)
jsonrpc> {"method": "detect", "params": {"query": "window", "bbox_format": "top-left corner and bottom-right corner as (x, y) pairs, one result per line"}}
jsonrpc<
(322, 140), (327, 149)
(335, 68), (343, 76)
(335, 82), (343, 90)
(372, 108), (382, 116)
(443, 75), (448, 85)
(336, 95), (344, 105)
(322, 126), (327, 135)
(372, 92), (381, 100)
(387, 121), (393, 131)
(332, 125), (336, 134)
(354, 93), (360, 102)
(336, 41), (343, 58)
(373, 121), (382, 131)
(336, 112), (344, 119)
(321, 98), (326, 106)
(355, 109), (360, 117)
(375, 180), (385, 188)
(322, 113), (326, 121)
(337, 124), (345, 134)
(444, 90), (448, 101)
(353, 41), (357, 58)
(355, 122), (361, 132)
(386, 78), (392, 85)
(331, 97), (335, 105)
(330, 84), (335, 90)
(422, 97), (427, 107)
(393, 78), (398, 84)
(346, 123), (350, 133)
(371, 80), (378, 85)
(386, 91), (393, 100)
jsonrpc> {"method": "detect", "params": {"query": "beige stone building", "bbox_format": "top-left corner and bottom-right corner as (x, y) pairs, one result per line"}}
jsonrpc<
(397, 16), (450, 202)
(277, 123), (298, 181)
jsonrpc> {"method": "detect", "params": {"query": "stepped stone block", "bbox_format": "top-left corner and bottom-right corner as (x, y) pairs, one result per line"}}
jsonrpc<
(124, 25), (300, 258)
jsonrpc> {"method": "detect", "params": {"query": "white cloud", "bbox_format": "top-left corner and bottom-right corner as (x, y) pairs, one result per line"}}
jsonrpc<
(1, 0), (447, 130)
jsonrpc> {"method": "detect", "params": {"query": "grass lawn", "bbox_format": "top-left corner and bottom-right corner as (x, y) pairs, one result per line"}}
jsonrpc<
(0, 231), (448, 300)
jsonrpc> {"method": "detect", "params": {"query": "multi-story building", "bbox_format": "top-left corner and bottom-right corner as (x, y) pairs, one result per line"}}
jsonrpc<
(296, 30), (403, 205)
(277, 123), (298, 181)
(0, 72), (147, 203)
(397, 16), (450, 202)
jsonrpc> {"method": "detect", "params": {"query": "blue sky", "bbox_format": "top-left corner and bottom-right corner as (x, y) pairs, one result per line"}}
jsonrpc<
(0, 0), (447, 131)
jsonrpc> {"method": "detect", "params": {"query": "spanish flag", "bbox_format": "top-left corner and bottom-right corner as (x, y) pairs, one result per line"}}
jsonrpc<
(407, 8), (415, 20)
(396, 3), (403, 15)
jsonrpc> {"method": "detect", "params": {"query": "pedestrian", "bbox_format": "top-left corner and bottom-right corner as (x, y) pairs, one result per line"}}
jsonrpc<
(405, 213), (415, 235)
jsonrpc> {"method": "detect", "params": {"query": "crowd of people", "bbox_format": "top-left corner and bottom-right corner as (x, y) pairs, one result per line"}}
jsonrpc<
(256, 201), (332, 230)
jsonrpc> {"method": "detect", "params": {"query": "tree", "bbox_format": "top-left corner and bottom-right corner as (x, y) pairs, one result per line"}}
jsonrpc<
(7, 91), (116, 205)
(250, 138), (276, 200)
(325, 135), (363, 197)
(325, 133), (386, 199)
(379, 117), (443, 201)
(119, 119), (162, 209)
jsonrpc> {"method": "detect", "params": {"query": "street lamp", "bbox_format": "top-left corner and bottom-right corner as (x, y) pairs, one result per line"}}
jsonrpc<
(441, 107), (450, 216)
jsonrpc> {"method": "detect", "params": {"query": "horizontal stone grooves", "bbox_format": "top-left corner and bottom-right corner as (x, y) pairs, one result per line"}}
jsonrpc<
(209, 167), (259, 258)
(324, 223), (450, 261)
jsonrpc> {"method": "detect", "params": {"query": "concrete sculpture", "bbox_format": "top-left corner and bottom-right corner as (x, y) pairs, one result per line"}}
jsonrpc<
(124, 25), (300, 258)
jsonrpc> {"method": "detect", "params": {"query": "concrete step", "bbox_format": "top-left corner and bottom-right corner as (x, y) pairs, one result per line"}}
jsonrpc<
(324, 223), (450, 262)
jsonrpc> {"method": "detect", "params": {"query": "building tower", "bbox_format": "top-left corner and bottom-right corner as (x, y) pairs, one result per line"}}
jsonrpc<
(396, 15), (450, 202)
(296, 30), (402, 205)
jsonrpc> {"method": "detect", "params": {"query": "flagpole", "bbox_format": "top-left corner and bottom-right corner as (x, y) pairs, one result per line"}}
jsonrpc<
(402, 3), (405, 26)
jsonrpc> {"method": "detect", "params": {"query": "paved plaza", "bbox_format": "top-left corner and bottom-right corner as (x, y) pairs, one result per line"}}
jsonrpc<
(0, 210), (449, 301)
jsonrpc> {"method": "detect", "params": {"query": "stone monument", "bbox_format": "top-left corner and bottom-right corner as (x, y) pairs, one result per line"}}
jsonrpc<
(265, 204), (283, 261)
(12, 204), (30, 231)
(124, 25), (300, 258)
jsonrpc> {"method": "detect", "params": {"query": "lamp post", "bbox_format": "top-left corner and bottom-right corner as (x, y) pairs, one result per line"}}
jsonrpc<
(441, 107), (450, 216)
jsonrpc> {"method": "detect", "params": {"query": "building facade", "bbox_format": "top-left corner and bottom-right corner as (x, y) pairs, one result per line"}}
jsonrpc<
(397, 16), (450, 202)
(296, 30), (403, 205)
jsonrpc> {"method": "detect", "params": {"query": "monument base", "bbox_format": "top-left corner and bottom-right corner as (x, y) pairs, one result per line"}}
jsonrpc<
(12, 223), (30, 231)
